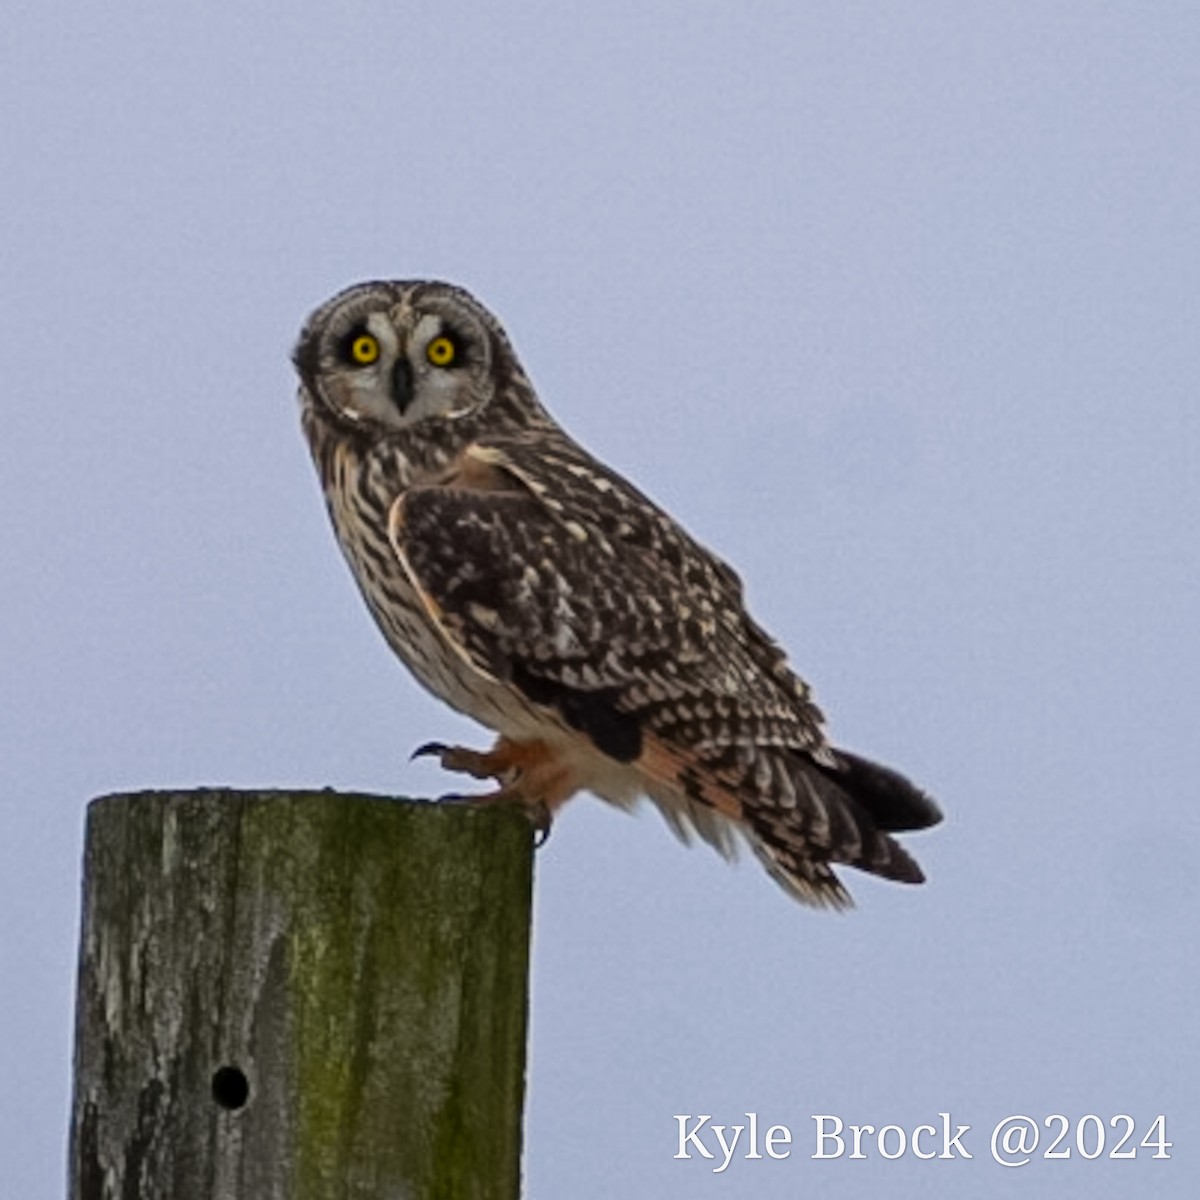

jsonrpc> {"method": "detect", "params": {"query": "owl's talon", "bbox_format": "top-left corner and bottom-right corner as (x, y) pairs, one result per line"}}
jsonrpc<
(411, 740), (450, 762)
(531, 804), (552, 847)
(412, 741), (505, 779)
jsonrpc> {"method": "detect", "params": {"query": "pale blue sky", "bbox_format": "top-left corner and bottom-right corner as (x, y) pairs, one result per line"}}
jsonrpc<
(2, 3), (1197, 1196)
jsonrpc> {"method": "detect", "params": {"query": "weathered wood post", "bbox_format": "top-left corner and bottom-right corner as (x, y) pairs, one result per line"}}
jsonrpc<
(68, 789), (534, 1200)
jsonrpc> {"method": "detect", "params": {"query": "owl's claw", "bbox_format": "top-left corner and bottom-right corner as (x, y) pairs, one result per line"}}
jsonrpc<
(411, 741), (506, 779)
(531, 803), (552, 847)
(411, 740), (449, 762)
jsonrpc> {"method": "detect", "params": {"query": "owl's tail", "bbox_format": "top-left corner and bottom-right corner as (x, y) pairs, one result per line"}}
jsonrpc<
(747, 749), (942, 909)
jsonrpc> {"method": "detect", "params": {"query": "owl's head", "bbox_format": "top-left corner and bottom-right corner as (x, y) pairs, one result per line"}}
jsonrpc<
(293, 280), (526, 433)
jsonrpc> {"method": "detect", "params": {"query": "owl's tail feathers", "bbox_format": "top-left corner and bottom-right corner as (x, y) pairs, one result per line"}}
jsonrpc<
(748, 749), (942, 909)
(820, 749), (943, 833)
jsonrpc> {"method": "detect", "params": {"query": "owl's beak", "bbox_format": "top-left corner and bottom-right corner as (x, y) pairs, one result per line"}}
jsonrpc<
(391, 357), (414, 415)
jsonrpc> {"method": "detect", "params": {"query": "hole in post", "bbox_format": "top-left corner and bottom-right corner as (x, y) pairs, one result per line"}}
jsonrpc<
(211, 1065), (250, 1110)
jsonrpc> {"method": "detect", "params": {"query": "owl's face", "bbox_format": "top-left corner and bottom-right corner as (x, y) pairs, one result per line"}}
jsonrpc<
(293, 281), (505, 433)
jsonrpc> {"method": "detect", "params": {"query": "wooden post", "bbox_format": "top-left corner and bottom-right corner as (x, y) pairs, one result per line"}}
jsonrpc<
(68, 790), (534, 1200)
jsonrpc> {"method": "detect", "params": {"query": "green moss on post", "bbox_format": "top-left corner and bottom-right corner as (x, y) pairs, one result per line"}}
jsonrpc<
(69, 790), (534, 1200)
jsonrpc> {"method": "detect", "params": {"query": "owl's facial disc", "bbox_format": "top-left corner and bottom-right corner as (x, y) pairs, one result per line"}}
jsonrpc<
(307, 300), (492, 432)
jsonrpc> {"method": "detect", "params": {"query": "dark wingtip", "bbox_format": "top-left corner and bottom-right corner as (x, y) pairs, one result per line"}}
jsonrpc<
(510, 663), (644, 763)
(824, 750), (942, 832)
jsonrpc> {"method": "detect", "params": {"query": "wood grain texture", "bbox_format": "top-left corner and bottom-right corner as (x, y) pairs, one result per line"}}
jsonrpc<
(69, 790), (534, 1200)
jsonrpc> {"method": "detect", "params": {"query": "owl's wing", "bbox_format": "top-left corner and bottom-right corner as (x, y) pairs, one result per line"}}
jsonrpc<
(389, 429), (827, 754)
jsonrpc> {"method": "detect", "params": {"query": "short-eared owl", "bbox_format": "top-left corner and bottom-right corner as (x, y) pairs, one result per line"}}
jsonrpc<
(295, 280), (940, 907)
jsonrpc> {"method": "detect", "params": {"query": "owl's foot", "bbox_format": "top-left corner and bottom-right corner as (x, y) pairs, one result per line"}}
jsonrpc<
(412, 737), (570, 844)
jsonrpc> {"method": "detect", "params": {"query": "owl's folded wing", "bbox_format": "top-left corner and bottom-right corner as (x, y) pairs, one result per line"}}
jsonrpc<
(386, 430), (829, 763)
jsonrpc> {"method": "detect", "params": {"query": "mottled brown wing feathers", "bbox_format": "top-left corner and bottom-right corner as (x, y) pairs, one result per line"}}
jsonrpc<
(388, 431), (827, 754)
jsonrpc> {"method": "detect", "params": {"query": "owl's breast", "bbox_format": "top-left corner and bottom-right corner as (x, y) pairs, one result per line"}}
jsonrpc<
(320, 444), (550, 741)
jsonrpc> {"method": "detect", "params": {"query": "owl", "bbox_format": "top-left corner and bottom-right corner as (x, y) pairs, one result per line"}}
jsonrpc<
(294, 280), (940, 907)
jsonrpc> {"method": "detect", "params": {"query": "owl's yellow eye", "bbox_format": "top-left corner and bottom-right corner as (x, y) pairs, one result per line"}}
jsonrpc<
(348, 333), (380, 365)
(426, 335), (457, 367)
